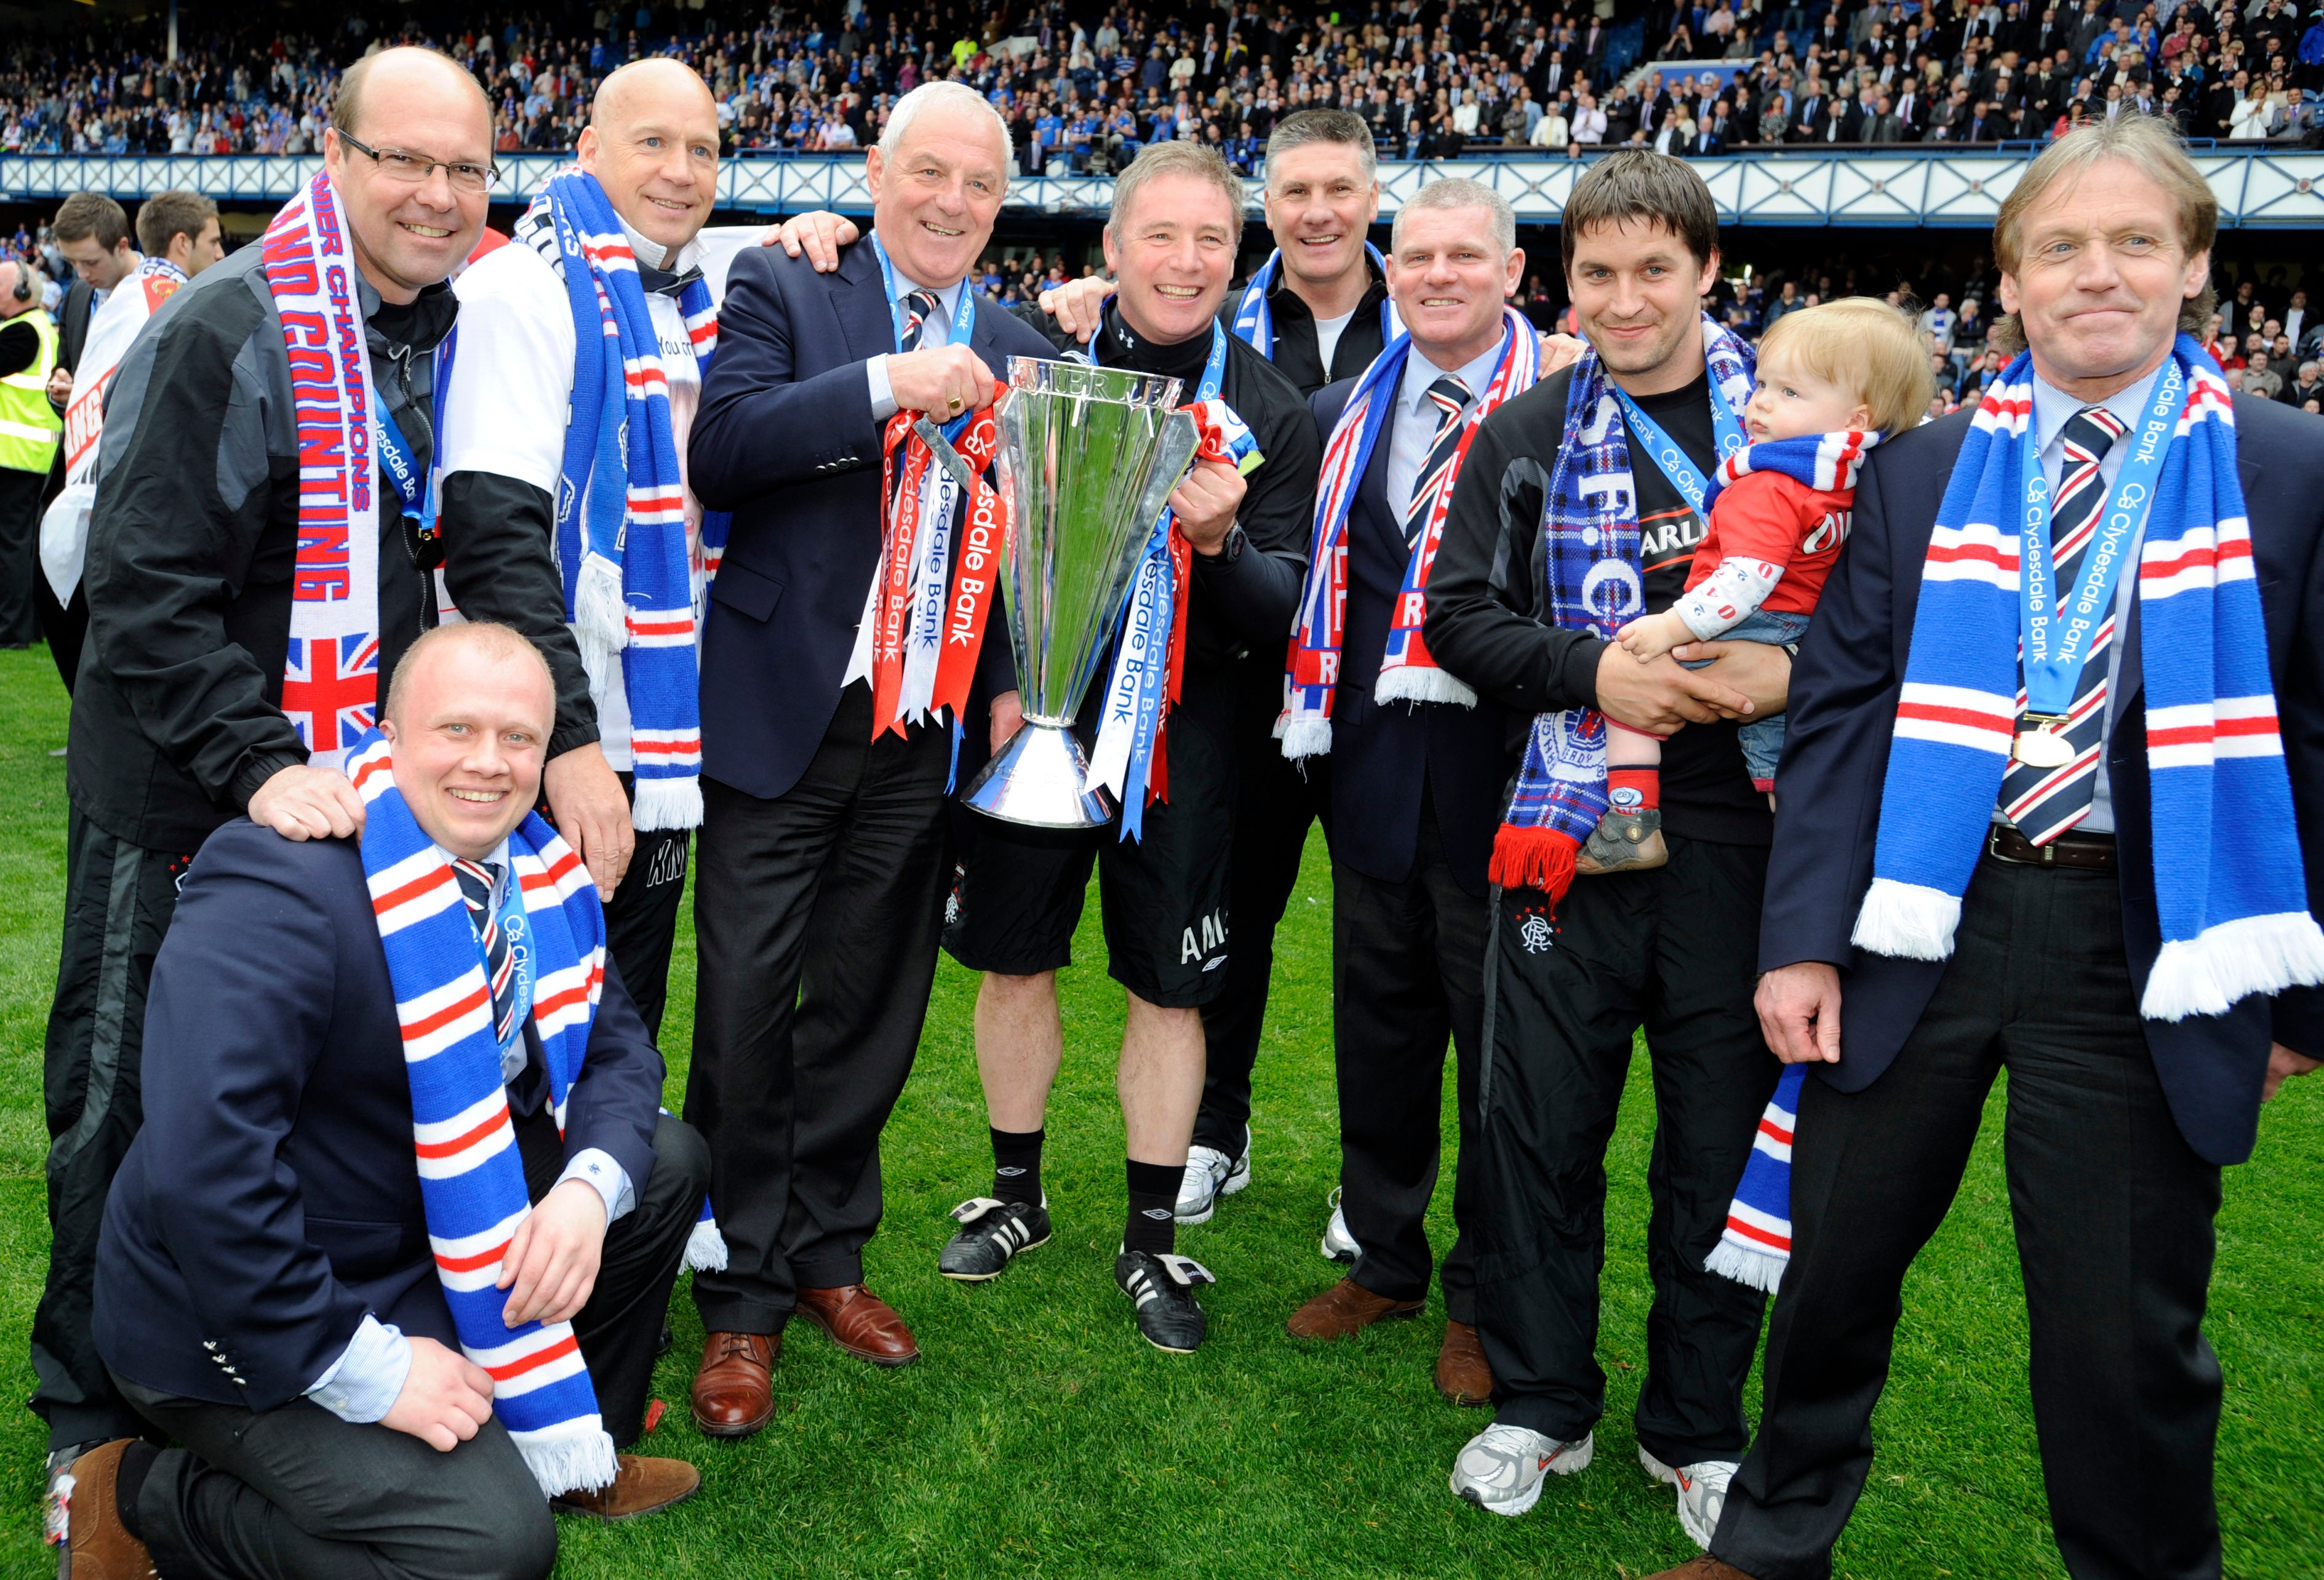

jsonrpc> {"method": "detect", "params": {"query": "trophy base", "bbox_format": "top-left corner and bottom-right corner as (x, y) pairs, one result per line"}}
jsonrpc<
(962, 722), (1119, 829)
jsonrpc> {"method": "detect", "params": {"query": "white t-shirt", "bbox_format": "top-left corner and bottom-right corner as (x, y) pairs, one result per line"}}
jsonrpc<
(442, 221), (761, 768)
(1312, 308), (1358, 378)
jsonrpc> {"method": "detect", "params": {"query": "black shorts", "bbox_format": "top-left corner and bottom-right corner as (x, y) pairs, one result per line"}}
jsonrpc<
(944, 659), (1237, 1008)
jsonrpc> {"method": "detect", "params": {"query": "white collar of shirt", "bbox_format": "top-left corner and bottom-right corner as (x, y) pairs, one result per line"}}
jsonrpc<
(615, 212), (703, 277)
(2028, 361), (2165, 459)
(1397, 333), (1506, 423)
(885, 262), (966, 346)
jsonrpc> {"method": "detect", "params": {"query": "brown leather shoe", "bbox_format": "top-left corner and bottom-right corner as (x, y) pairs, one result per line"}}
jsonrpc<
(551, 1454), (702, 1522)
(1434, 1319), (1493, 1406)
(797, 1283), (920, 1366)
(690, 1330), (778, 1438)
(1285, 1277), (1424, 1339)
(1640, 1558), (1762, 1580)
(67, 1440), (156, 1580)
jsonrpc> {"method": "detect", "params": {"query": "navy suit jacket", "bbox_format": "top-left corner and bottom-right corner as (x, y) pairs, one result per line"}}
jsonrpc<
(94, 820), (666, 1411)
(1312, 378), (1515, 897)
(690, 236), (1055, 801)
(1766, 394), (2324, 1165)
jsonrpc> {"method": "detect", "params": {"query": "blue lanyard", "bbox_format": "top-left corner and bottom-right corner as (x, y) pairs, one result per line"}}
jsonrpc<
(871, 233), (979, 354)
(2018, 359), (2181, 718)
(373, 327), (455, 534)
(1610, 372), (1746, 515)
(1092, 316), (1229, 404)
(477, 856), (535, 1055)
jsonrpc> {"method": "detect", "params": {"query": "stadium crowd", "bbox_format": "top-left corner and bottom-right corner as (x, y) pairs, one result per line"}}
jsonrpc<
(6, 0), (2324, 169)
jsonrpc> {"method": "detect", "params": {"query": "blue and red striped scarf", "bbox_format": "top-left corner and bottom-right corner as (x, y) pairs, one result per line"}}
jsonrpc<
(351, 729), (617, 1496)
(1280, 308), (1540, 759)
(519, 170), (709, 833)
(1854, 337), (2324, 1016)
(1491, 317), (1755, 902)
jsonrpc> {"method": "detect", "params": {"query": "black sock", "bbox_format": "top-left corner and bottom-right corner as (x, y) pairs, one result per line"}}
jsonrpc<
(114, 1440), (159, 1544)
(1124, 1159), (1180, 1256)
(990, 1125), (1044, 1205)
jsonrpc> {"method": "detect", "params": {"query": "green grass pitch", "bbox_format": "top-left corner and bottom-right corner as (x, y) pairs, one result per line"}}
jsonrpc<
(0, 644), (2317, 1578)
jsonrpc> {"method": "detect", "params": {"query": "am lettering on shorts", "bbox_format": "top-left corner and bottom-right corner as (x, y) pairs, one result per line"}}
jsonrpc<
(1180, 908), (1228, 965)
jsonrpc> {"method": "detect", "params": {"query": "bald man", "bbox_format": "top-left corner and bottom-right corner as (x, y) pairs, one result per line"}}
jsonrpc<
(438, 58), (770, 1038)
(45, 45), (494, 1494)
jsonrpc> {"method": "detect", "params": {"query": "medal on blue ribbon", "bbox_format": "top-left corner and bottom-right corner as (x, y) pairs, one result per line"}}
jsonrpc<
(1610, 375), (1747, 516)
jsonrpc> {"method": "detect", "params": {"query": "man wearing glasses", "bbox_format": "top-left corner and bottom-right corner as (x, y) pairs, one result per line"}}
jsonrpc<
(40, 46), (517, 1522)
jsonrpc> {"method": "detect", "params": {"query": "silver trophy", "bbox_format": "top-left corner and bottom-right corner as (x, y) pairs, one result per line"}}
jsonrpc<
(962, 356), (1203, 828)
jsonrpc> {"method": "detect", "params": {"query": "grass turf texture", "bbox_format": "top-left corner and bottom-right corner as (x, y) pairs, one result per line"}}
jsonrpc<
(0, 642), (2319, 1579)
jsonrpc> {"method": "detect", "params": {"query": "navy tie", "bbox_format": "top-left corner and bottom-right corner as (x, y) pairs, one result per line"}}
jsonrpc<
(1404, 375), (1472, 547)
(450, 858), (519, 1049)
(898, 288), (942, 351)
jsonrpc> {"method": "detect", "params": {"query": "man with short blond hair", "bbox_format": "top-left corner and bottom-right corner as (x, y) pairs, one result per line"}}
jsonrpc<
(1651, 114), (2324, 1580)
(931, 141), (1321, 1354)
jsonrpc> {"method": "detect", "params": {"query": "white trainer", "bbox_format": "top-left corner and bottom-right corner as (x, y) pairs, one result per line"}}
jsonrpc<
(1448, 1423), (1594, 1517)
(1174, 1126), (1251, 1223)
(1319, 1186), (1361, 1263)
(1639, 1446), (1738, 1550)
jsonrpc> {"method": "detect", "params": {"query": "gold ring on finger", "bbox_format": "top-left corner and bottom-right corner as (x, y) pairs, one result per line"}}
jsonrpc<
(948, 394), (964, 413)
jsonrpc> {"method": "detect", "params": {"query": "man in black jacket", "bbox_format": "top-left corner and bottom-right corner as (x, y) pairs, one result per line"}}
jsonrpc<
(932, 142), (1320, 1355)
(1423, 153), (1791, 1548)
(67, 624), (705, 1580)
(37, 46), (495, 1496)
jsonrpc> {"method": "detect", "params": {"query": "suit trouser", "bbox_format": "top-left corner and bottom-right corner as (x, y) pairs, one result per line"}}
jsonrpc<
(1192, 661), (1332, 1158)
(1712, 855), (2225, 1580)
(111, 1111), (708, 1580)
(604, 772), (689, 1042)
(685, 682), (951, 1333)
(34, 808), (195, 1453)
(1332, 791), (1485, 1323)
(1476, 834), (1781, 1467)
(0, 464), (44, 645)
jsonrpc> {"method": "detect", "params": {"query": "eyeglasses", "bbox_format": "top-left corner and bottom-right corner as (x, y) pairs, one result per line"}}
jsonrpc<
(338, 131), (498, 195)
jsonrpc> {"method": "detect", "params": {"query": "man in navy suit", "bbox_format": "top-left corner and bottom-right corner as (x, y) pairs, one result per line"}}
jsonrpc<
(1280, 178), (1527, 1410)
(71, 623), (708, 1580)
(681, 80), (1053, 1435)
(1650, 120), (2324, 1580)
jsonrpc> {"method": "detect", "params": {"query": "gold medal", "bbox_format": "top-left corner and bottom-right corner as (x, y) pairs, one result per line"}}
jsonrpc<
(2013, 726), (2074, 769)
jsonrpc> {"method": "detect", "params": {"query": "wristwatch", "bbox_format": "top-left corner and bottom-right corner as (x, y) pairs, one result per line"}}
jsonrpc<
(1201, 523), (1247, 562)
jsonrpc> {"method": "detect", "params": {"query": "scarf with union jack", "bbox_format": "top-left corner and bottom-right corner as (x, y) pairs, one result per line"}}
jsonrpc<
(1280, 308), (1539, 759)
(518, 169), (707, 832)
(349, 727), (618, 1496)
(1855, 337), (2324, 1020)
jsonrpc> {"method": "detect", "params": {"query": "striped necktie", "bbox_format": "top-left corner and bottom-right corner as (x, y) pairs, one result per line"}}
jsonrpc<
(898, 287), (943, 352)
(450, 857), (519, 1048)
(1404, 374), (1472, 546)
(1999, 404), (2128, 844)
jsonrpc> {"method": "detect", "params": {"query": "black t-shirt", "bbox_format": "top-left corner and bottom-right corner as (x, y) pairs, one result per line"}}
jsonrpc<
(1621, 370), (1770, 843)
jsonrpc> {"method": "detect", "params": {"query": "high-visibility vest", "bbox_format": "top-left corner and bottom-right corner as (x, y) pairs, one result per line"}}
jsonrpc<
(0, 309), (62, 473)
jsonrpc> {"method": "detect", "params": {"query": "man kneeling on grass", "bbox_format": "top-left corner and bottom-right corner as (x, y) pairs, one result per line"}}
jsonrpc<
(68, 622), (708, 1580)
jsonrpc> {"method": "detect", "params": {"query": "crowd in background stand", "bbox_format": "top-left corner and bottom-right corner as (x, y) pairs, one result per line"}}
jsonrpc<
(6, 0), (2323, 169)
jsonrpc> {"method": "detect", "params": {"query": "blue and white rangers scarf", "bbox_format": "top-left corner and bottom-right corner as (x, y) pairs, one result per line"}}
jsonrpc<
(1231, 243), (1404, 361)
(350, 729), (616, 1496)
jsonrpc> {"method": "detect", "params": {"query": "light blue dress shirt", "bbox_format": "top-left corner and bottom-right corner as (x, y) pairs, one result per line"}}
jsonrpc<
(867, 267), (969, 420)
(2024, 365), (2168, 836)
(1382, 335), (1509, 529)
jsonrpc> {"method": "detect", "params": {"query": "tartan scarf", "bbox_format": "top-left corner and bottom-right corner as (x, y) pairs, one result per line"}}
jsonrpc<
(1854, 338), (2324, 1019)
(260, 174), (385, 772)
(1490, 316), (1755, 901)
(348, 730), (618, 1497)
(516, 170), (708, 832)
(1280, 308), (1540, 760)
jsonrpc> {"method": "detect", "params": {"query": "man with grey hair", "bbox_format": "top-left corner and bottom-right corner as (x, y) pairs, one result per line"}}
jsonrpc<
(1279, 178), (1531, 1412)
(931, 142), (1321, 1355)
(680, 77), (1050, 1437)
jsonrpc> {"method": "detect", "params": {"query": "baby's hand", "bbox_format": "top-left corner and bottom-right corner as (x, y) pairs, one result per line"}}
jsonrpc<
(1617, 610), (1691, 663)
